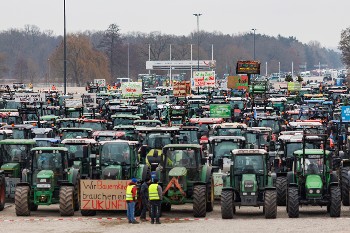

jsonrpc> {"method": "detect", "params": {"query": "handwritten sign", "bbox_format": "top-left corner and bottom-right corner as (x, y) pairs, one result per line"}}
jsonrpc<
(14, 93), (45, 103)
(173, 81), (191, 97)
(65, 99), (83, 108)
(74, 93), (97, 107)
(80, 180), (129, 211)
(192, 71), (216, 88)
(121, 82), (142, 97)
(227, 75), (249, 90)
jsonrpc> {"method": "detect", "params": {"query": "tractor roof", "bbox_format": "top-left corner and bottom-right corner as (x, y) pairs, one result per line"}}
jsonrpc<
(31, 147), (68, 152)
(213, 122), (247, 129)
(209, 136), (246, 142)
(59, 127), (93, 132)
(111, 114), (140, 119)
(0, 139), (36, 145)
(293, 149), (330, 156)
(61, 138), (97, 144)
(99, 140), (139, 146)
(163, 144), (202, 150)
(231, 149), (267, 155)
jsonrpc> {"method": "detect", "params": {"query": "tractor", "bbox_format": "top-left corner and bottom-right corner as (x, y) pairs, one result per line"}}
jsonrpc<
(286, 134), (340, 218)
(15, 147), (80, 216)
(160, 144), (213, 217)
(220, 149), (277, 219)
(0, 139), (36, 198)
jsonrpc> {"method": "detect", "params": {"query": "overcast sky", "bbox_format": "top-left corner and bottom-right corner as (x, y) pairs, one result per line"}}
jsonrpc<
(1, 0), (349, 49)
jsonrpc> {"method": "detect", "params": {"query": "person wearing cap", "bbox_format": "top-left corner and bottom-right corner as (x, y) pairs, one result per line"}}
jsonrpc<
(140, 178), (151, 221)
(126, 178), (139, 224)
(148, 178), (162, 224)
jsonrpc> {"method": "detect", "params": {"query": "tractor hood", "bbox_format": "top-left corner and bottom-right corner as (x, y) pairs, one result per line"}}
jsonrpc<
(102, 165), (122, 180)
(241, 174), (257, 192)
(306, 174), (323, 189)
(1, 163), (20, 170)
(37, 170), (54, 179)
(169, 167), (187, 177)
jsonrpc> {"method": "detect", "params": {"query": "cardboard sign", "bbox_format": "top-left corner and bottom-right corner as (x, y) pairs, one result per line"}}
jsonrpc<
(210, 104), (231, 118)
(192, 71), (216, 88)
(80, 180), (129, 211)
(14, 93), (45, 103)
(74, 93), (97, 107)
(173, 81), (191, 97)
(287, 82), (302, 91)
(65, 99), (83, 108)
(227, 75), (249, 90)
(121, 82), (142, 97)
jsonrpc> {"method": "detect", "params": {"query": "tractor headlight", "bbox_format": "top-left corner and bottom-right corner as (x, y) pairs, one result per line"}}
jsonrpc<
(37, 183), (51, 188)
(242, 192), (247, 196)
(316, 189), (321, 194)
(309, 189), (314, 194)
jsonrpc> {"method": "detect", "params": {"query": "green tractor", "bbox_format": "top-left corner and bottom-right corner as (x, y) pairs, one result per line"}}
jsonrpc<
(160, 144), (213, 217)
(0, 139), (36, 198)
(15, 147), (80, 216)
(80, 140), (150, 216)
(286, 146), (340, 218)
(220, 149), (277, 219)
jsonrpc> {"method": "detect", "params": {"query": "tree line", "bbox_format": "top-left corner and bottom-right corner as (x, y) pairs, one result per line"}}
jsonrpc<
(0, 24), (345, 86)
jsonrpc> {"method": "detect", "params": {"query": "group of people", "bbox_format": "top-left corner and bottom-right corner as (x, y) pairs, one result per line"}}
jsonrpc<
(126, 177), (163, 224)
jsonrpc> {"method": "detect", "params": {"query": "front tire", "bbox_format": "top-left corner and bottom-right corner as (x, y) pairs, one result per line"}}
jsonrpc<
(193, 185), (206, 217)
(264, 190), (277, 219)
(287, 187), (299, 218)
(330, 186), (341, 217)
(15, 186), (30, 216)
(206, 178), (214, 212)
(276, 176), (287, 206)
(221, 190), (234, 219)
(341, 167), (350, 206)
(59, 186), (75, 216)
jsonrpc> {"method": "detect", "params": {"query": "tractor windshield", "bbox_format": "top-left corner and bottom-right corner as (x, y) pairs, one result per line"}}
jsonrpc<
(33, 152), (63, 171)
(1, 144), (28, 162)
(113, 118), (134, 126)
(213, 141), (240, 165)
(233, 155), (264, 174)
(258, 119), (280, 134)
(286, 143), (315, 157)
(216, 128), (242, 136)
(166, 149), (198, 168)
(304, 157), (323, 175)
(61, 130), (90, 139)
(65, 144), (84, 159)
(12, 129), (27, 139)
(147, 134), (171, 149)
(245, 133), (258, 148)
(100, 143), (131, 165)
(179, 131), (199, 144)
(80, 122), (106, 131)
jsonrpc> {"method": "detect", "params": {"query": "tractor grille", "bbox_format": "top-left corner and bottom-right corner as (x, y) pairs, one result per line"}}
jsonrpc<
(244, 180), (254, 192)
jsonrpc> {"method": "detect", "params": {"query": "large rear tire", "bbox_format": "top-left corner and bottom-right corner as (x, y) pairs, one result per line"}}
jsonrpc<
(0, 176), (5, 211)
(193, 185), (206, 217)
(276, 176), (287, 206)
(264, 190), (277, 219)
(330, 186), (341, 217)
(15, 186), (30, 216)
(287, 187), (299, 218)
(59, 186), (75, 216)
(74, 177), (80, 211)
(341, 167), (350, 206)
(221, 190), (234, 219)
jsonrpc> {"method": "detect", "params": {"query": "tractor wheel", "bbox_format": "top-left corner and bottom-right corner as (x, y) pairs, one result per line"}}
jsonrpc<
(81, 209), (96, 216)
(264, 190), (277, 219)
(206, 177), (214, 212)
(276, 176), (287, 206)
(73, 177), (80, 211)
(193, 185), (207, 217)
(287, 187), (299, 218)
(59, 186), (75, 216)
(0, 176), (5, 211)
(341, 167), (350, 206)
(330, 186), (341, 217)
(15, 186), (30, 216)
(221, 190), (234, 219)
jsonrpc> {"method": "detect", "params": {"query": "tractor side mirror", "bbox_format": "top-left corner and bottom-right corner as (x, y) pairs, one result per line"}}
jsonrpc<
(218, 158), (224, 170)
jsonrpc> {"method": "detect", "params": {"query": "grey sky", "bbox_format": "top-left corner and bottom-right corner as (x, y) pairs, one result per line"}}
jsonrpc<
(1, 0), (349, 49)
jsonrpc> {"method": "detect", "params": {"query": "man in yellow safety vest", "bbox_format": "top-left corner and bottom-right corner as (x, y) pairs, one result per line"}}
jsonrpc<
(126, 178), (139, 224)
(148, 178), (162, 224)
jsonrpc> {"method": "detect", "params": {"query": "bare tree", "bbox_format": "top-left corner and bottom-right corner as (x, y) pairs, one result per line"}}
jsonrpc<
(339, 28), (350, 68)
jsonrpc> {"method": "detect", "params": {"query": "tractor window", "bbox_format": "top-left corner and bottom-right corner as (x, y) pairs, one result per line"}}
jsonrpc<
(65, 145), (84, 158)
(216, 128), (242, 136)
(258, 119), (279, 134)
(33, 152), (62, 172)
(113, 118), (134, 126)
(304, 158), (323, 175)
(80, 122), (106, 131)
(61, 130), (90, 139)
(147, 134), (171, 149)
(12, 129), (26, 139)
(213, 141), (240, 165)
(179, 131), (199, 144)
(100, 143), (130, 165)
(233, 155), (264, 174)
(3, 144), (28, 162)
(286, 143), (315, 157)
(166, 149), (198, 168)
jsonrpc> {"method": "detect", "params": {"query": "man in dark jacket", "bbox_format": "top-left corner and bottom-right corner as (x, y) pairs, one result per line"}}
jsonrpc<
(140, 178), (151, 221)
(148, 178), (162, 224)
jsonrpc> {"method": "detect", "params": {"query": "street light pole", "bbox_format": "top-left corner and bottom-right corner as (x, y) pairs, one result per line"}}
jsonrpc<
(251, 28), (257, 60)
(193, 13), (202, 71)
(63, 0), (67, 94)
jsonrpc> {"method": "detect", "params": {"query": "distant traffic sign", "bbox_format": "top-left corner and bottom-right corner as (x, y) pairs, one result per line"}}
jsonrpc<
(341, 106), (350, 121)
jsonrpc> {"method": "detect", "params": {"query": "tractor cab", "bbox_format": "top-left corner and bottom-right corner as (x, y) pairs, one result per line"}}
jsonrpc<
(56, 118), (80, 128)
(31, 128), (55, 139)
(59, 128), (93, 140)
(2, 124), (35, 139)
(255, 116), (282, 136)
(179, 126), (200, 144)
(113, 125), (138, 141)
(79, 118), (107, 131)
(188, 118), (224, 138)
(0, 129), (13, 140)
(34, 138), (61, 147)
(0, 109), (22, 125)
(111, 114), (140, 127)
(213, 123), (247, 136)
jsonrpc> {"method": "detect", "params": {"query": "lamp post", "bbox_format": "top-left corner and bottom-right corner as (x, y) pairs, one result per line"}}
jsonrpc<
(193, 13), (202, 71)
(63, 0), (67, 94)
(251, 28), (257, 60)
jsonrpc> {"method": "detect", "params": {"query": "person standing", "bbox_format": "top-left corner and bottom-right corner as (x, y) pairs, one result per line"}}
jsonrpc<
(140, 178), (151, 221)
(126, 178), (139, 224)
(148, 178), (162, 224)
